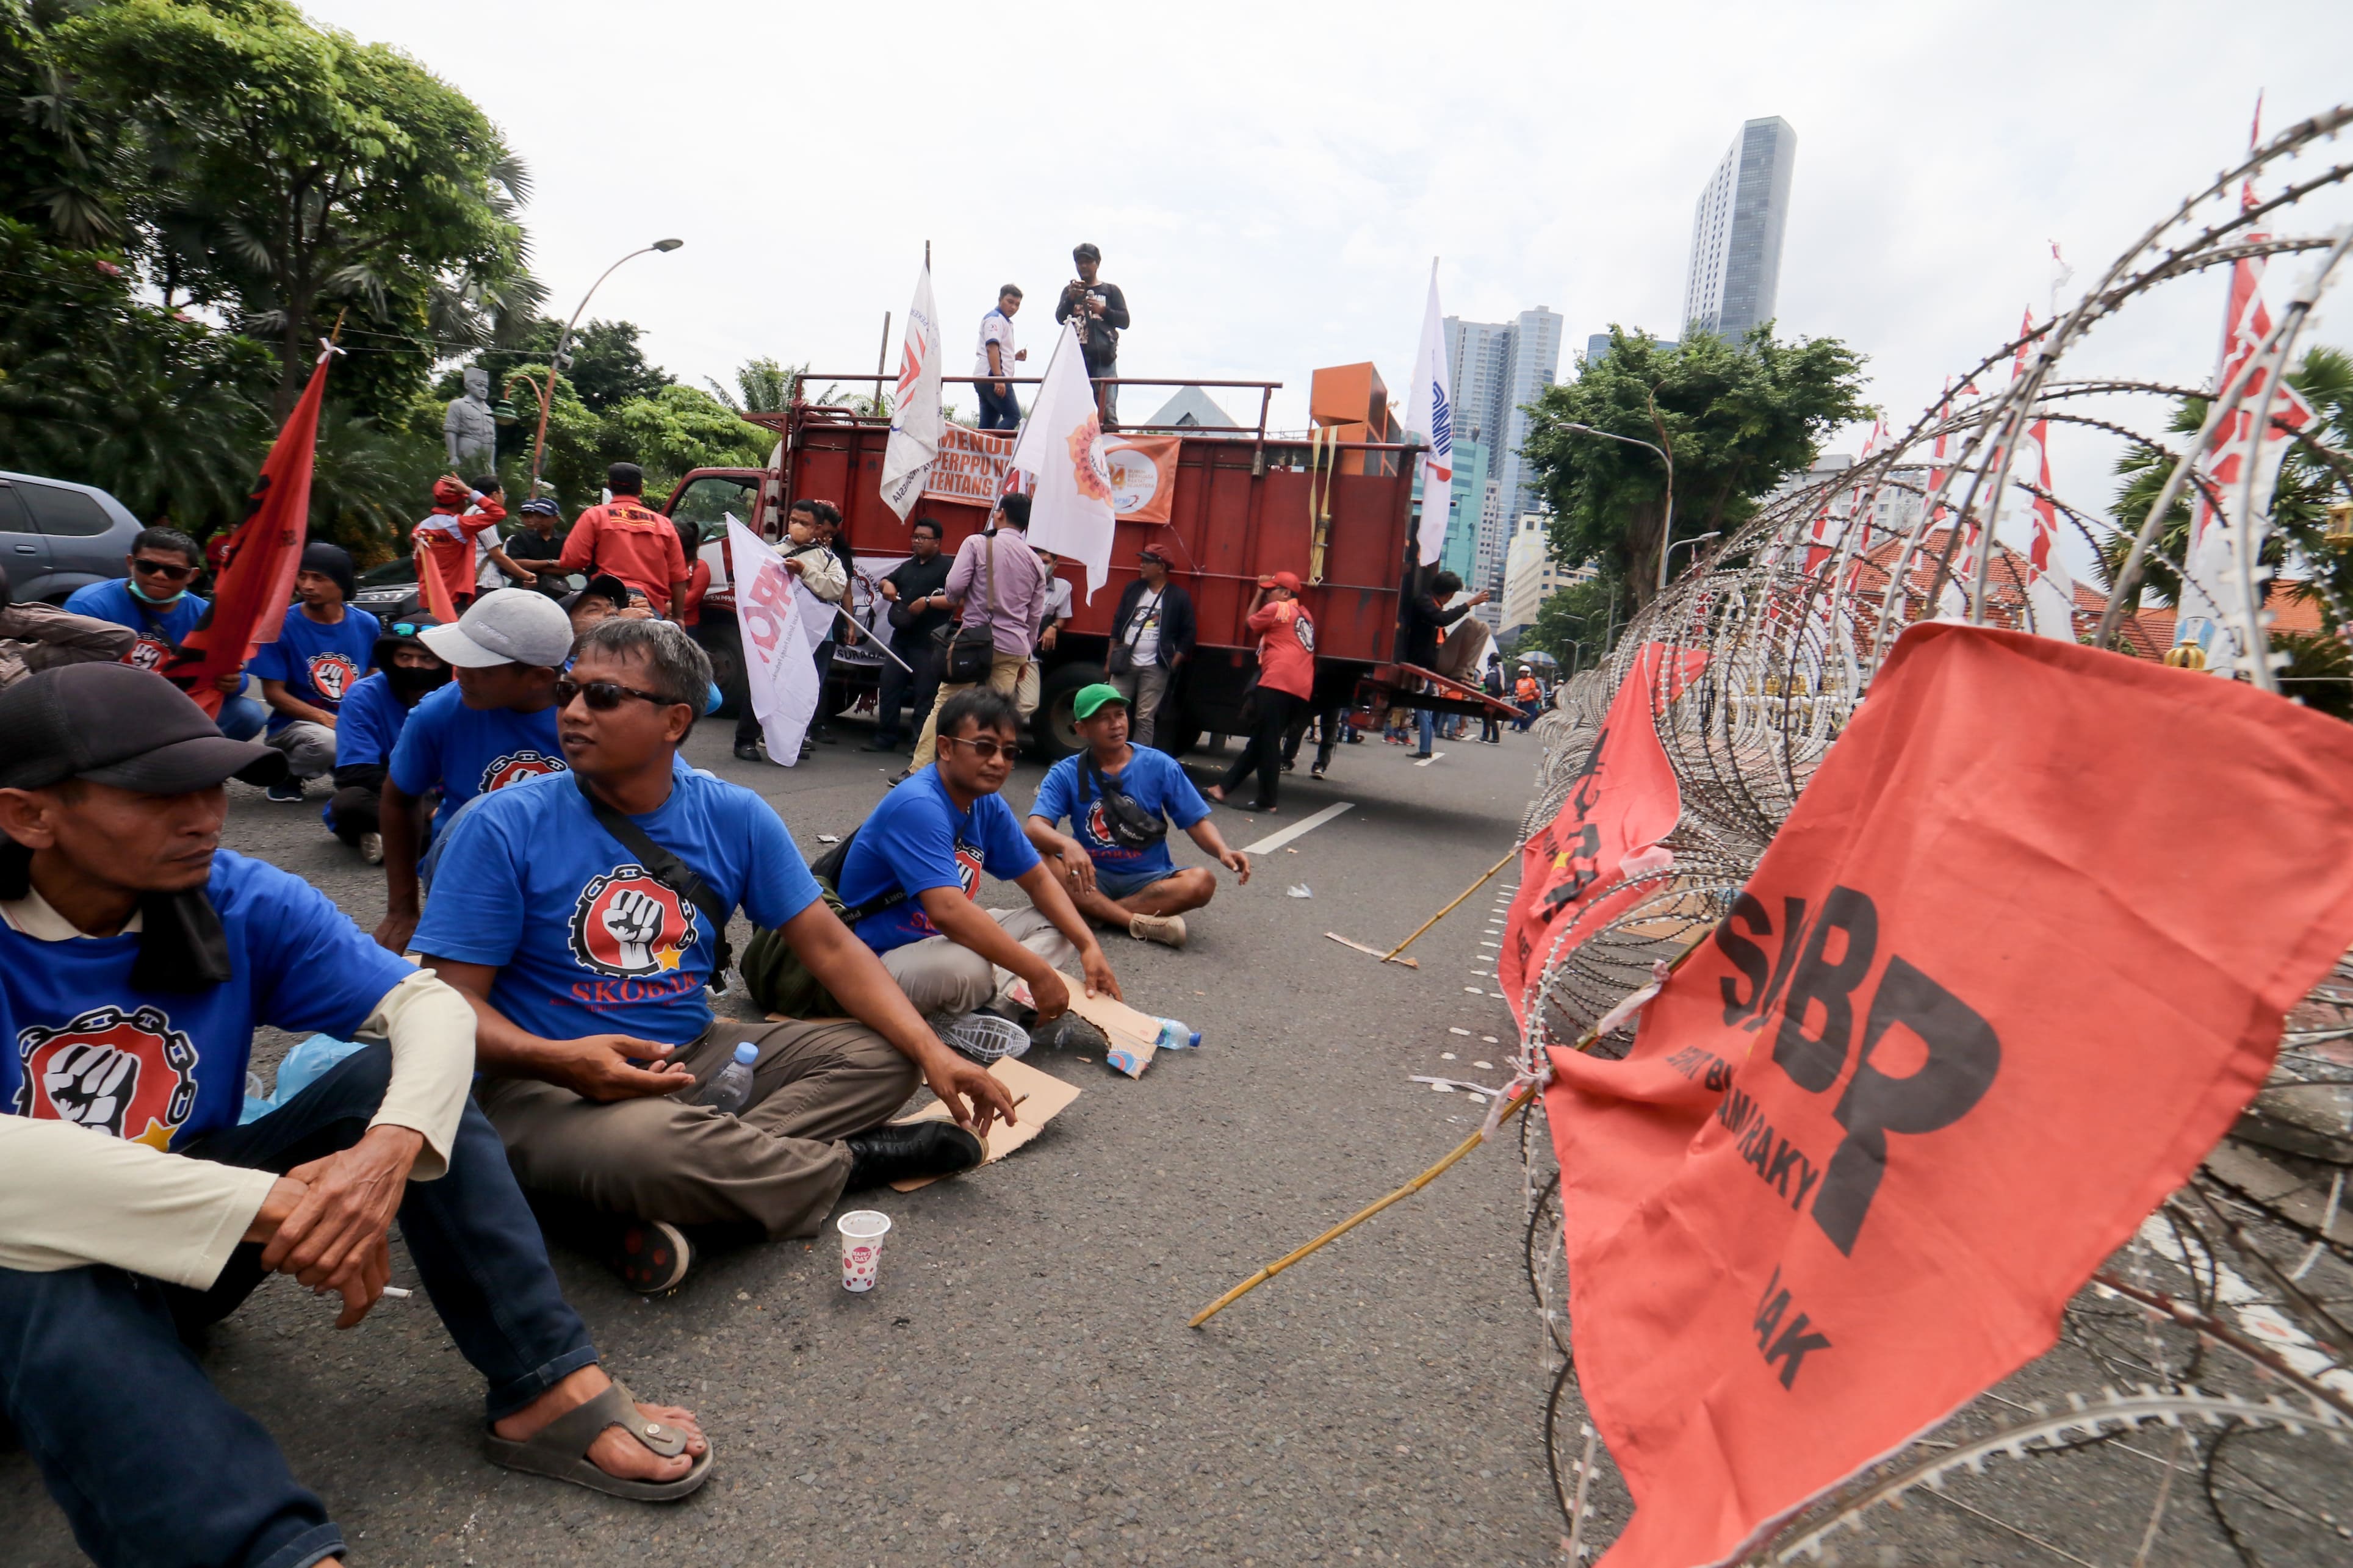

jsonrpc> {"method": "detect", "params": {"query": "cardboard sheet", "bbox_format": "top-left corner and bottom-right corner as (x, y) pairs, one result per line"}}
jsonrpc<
(887, 1055), (1081, 1191)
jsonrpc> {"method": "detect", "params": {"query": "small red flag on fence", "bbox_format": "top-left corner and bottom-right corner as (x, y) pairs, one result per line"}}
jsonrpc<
(1543, 623), (2353, 1567)
(1497, 644), (1704, 1030)
(159, 349), (332, 713)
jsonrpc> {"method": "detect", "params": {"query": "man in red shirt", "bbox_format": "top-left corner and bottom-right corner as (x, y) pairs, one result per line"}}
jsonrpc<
(414, 475), (530, 618)
(557, 463), (689, 617)
(1205, 570), (1316, 815)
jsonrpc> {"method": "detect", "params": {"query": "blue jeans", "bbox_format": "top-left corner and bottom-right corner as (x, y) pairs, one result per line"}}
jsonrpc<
(1416, 706), (1436, 756)
(218, 693), (268, 741)
(0, 1045), (597, 1568)
(975, 379), (1022, 430)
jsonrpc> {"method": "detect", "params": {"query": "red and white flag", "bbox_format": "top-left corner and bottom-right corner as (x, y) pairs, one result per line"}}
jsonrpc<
(879, 258), (945, 520)
(727, 516), (831, 764)
(1543, 623), (2353, 1568)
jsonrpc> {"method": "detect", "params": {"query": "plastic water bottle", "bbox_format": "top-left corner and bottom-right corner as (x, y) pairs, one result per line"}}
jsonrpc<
(1155, 1017), (1203, 1051)
(701, 1042), (759, 1113)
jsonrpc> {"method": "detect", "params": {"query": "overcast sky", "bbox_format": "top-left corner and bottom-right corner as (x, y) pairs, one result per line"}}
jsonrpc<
(314, 0), (2352, 544)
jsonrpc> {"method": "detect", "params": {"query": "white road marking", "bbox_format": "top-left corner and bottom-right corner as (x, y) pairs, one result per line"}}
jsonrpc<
(1448, 1027), (1472, 1036)
(1414, 751), (1446, 767)
(1238, 800), (1354, 855)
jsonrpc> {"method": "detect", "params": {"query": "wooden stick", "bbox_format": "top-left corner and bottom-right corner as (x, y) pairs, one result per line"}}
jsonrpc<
(1380, 844), (1520, 962)
(1324, 932), (1418, 968)
(1190, 1085), (1538, 1328)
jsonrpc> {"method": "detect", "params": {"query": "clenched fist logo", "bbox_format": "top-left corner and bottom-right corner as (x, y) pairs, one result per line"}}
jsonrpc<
(43, 1043), (137, 1134)
(568, 866), (697, 978)
(15, 1005), (200, 1146)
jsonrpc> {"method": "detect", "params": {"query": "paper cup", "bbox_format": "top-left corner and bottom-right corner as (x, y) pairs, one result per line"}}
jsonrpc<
(837, 1210), (892, 1293)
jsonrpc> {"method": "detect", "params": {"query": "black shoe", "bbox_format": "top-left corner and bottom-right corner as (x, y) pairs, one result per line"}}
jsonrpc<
(597, 1215), (693, 1295)
(843, 1121), (985, 1190)
(733, 741), (762, 761)
(813, 725), (838, 744)
(264, 780), (305, 804)
(1027, 1010), (1109, 1055)
(887, 768), (912, 787)
(863, 737), (900, 752)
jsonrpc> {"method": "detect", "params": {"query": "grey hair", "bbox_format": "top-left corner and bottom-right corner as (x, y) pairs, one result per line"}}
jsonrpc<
(572, 617), (713, 732)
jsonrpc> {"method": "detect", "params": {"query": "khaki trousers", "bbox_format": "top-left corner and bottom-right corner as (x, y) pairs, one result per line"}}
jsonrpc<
(1108, 662), (1169, 747)
(475, 1016), (920, 1239)
(1433, 614), (1494, 682)
(909, 650), (1030, 768)
(878, 907), (1078, 1018)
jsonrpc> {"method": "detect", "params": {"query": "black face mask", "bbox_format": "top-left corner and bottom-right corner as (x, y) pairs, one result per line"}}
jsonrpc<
(388, 664), (450, 703)
(0, 838), (231, 991)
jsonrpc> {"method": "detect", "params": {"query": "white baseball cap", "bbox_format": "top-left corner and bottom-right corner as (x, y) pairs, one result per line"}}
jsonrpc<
(420, 588), (575, 669)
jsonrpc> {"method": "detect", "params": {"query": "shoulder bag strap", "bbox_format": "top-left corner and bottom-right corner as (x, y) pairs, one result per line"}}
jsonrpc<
(573, 774), (735, 988)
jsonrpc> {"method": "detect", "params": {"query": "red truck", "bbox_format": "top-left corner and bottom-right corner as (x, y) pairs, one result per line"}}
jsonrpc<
(656, 375), (1514, 760)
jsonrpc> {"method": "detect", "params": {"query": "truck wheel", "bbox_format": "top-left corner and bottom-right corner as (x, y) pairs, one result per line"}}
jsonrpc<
(1032, 661), (1105, 762)
(696, 622), (745, 719)
(1161, 715), (1203, 758)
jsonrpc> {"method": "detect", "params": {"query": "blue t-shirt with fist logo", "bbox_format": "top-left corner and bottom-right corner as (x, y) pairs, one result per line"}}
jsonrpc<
(412, 769), (823, 1047)
(1028, 744), (1209, 884)
(0, 850), (415, 1149)
(247, 604), (380, 733)
(836, 764), (1040, 954)
(388, 682), (570, 834)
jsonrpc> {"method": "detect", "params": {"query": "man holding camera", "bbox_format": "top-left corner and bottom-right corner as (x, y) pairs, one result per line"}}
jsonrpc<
(1053, 243), (1130, 427)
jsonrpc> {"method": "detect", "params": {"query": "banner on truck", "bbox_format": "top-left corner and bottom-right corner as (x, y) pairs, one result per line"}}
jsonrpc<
(920, 424), (1019, 506)
(1102, 434), (1180, 524)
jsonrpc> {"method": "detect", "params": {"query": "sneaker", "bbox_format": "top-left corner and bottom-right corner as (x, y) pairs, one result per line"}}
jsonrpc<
(1129, 912), (1187, 948)
(264, 780), (304, 804)
(732, 740), (762, 761)
(843, 1121), (986, 1190)
(358, 831), (384, 865)
(1310, 765), (1327, 780)
(863, 737), (900, 753)
(597, 1215), (693, 1295)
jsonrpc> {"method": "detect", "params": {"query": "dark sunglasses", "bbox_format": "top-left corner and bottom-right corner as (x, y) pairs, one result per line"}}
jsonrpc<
(554, 677), (678, 711)
(131, 558), (196, 581)
(940, 734), (1016, 761)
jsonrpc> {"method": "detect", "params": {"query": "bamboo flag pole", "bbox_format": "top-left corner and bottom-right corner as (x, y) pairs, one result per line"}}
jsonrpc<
(1378, 844), (1519, 962)
(1188, 940), (1707, 1330)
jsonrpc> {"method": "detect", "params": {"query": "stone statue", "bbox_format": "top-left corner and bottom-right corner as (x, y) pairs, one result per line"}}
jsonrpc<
(444, 366), (498, 470)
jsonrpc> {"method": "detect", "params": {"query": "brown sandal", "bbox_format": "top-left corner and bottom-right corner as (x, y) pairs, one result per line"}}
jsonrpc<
(483, 1379), (714, 1501)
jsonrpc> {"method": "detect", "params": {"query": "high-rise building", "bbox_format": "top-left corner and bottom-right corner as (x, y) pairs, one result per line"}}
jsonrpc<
(1682, 116), (1797, 339)
(1443, 307), (1562, 619)
(1500, 513), (1596, 642)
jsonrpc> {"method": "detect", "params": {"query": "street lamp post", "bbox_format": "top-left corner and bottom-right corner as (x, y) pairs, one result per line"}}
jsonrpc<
(1555, 612), (1590, 677)
(1663, 530), (1722, 583)
(527, 238), (684, 495)
(1562, 422), (1676, 596)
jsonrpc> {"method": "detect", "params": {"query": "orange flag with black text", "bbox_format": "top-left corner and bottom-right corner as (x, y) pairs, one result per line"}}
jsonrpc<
(160, 348), (331, 714)
(1542, 623), (2353, 1567)
(1497, 644), (1706, 1030)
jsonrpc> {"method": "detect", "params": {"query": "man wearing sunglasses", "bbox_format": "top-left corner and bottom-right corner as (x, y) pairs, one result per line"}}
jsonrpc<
(373, 590), (574, 955)
(65, 527), (270, 741)
(837, 687), (1120, 1028)
(321, 620), (450, 865)
(413, 619), (1016, 1292)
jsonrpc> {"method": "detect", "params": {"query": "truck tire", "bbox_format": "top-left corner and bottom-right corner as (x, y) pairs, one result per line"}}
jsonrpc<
(1031, 661), (1106, 762)
(695, 621), (745, 719)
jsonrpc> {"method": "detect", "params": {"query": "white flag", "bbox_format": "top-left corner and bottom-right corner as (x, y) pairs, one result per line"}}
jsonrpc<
(1402, 261), (1455, 567)
(1010, 322), (1116, 600)
(727, 516), (828, 765)
(879, 259), (944, 520)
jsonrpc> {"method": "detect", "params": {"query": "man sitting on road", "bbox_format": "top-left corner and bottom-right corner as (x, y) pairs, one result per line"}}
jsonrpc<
(839, 688), (1120, 1030)
(412, 619), (1014, 1292)
(1025, 684), (1249, 950)
(68, 526), (270, 738)
(374, 589), (573, 953)
(249, 542), (378, 805)
(0, 665), (713, 1568)
(322, 617), (449, 866)
(558, 462), (689, 618)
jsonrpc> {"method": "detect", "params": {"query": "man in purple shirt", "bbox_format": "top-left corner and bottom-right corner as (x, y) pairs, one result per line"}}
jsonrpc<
(904, 494), (1051, 775)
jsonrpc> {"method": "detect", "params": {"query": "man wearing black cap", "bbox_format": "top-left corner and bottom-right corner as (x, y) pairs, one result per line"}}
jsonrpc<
(558, 462), (690, 617)
(506, 497), (567, 592)
(322, 618), (450, 865)
(1054, 243), (1129, 426)
(0, 664), (715, 1568)
(1107, 542), (1193, 750)
(248, 542), (378, 805)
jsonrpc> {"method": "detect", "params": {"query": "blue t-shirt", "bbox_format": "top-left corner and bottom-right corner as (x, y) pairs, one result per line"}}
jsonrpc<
(247, 604), (380, 733)
(333, 672), (411, 772)
(413, 769), (823, 1047)
(388, 682), (569, 833)
(1029, 744), (1209, 883)
(62, 579), (208, 671)
(836, 766), (1040, 954)
(0, 850), (414, 1150)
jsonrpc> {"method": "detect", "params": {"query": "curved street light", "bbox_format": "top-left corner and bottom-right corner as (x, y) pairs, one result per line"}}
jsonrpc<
(527, 239), (685, 495)
(1664, 530), (1722, 582)
(1562, 421), (1679, 595)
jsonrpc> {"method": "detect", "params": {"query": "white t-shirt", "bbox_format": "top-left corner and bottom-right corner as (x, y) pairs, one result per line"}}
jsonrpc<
(1126, 588), (1164, 664)
(975, 308), (1016, 379)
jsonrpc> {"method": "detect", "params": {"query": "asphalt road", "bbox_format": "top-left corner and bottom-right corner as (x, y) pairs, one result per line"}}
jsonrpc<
(2, 715), (1571, 1567)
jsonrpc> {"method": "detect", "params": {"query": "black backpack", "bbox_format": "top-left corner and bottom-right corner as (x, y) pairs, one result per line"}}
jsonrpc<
(741, 825), (908, 1018)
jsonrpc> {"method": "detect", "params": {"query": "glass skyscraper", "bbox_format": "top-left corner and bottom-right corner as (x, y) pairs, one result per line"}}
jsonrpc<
(1441, 308), (1562, 627)
(1682, 117), (1797, 339)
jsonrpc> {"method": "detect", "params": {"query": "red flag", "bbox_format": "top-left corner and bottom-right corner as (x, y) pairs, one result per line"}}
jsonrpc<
(162, 350), (332, 713)
(1542, 623), (2353, 1568)
(1496, 645), (1704, 1032)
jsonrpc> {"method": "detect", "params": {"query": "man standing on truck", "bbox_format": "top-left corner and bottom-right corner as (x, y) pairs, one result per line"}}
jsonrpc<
(557, 463), (689, 618)
(1054, 243), (1130, 427)
(975, 286), (1026, 431)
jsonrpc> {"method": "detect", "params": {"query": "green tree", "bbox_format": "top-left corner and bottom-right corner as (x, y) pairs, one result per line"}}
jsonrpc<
(2100, 346), (2353, 631)
(597, 383), (769, 505)
(707, 356), (798, 414)
(52, 0), (533, 415)
(1510, 575), (1615, 674)
(1523, 326), (1872, 608)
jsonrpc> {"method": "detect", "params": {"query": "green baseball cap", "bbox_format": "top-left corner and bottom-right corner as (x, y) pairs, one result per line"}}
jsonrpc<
(1072, 682), (1129, 721)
